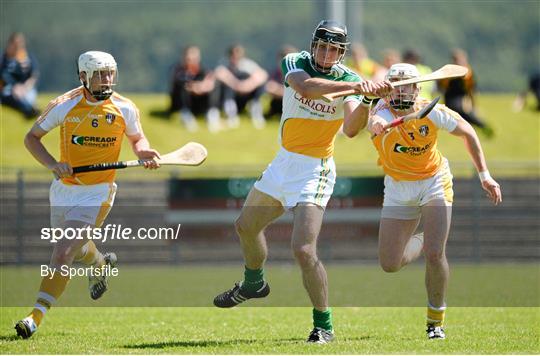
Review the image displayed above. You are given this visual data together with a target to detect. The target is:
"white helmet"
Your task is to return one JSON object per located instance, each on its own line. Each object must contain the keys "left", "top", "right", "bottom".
{"left": 385, "top": 63, "right": 420, "bottom": 111}
{"left": 385, "top": 63, "right": 420, "bottom": 81}
{"left": 78, "top": 51, "right": 118, "bottom": 100}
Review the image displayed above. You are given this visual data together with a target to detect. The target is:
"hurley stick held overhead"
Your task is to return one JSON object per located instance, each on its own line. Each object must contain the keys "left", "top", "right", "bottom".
{"left": 322, "top": 65, "right": 468, "bottom": 102}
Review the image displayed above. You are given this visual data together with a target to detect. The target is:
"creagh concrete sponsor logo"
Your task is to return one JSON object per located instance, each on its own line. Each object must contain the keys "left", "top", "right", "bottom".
{"left": 393, "top": 142, "right": 431, "bottom": 156}
{"left": 71, "top": 135, "right": 117, "bottom": 148}
{"left": 293, "top": 92, "right": 337, "bottom": 115}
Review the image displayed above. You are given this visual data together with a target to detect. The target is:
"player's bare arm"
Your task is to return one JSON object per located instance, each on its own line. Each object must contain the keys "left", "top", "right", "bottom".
{"left": 450, "top": 117, "right": 502, "bottom": 205}
{"left": 343, "top": 80, "right": 392, "bottom": 137}
{"left": 287, "top": 71, "right": 390, "bottom": 100}
{"left": 342, "top": 100, "right": 369, "bottom": 137}
{"left": 127, "top": 133, "right": 161, "bottom": 169}
{"left": 24, "top": 123, "right": 72, "bottom": 178}
{"left": 286, "top": 71, "right": 350, "bottom": 99}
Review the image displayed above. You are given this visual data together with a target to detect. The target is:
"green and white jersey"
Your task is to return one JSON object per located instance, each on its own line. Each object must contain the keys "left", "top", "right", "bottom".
{"left": 279, "top": 51, "right": 362, "bottom": 158}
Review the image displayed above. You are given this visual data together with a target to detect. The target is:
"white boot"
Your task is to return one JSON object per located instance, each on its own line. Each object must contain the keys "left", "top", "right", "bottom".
{"left": 180, "top": 110, "right": 199, "bottom": 132}
{"left": 224, "top": 99, "right": 240, "bottom": 128}
{"left": 250, "top": 100, "right": 266, "bottom": 129}
{"left": 206, "top": 108, "right": 222, "bottom": 133}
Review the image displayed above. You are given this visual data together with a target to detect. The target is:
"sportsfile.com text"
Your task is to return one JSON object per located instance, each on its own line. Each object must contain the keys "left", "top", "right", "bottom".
{"left": 40, "top": 224, "right": 182, "bottom": 243}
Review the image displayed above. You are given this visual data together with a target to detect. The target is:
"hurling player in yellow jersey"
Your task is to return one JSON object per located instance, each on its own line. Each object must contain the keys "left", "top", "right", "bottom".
{"left": 359, "top": 63, "right": 501, "bottom": 339}
{"left": 212, "top": 20, "right": 392, "bottom": 344}
{"left": 16, "top": 51, "right": 160, "bottom": 339}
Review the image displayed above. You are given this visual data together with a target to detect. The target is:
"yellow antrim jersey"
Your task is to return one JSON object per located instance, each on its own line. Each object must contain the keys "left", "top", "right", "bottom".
{"left": 37, "top": 87, "right": 142, "bottom": 185}
{"left": 370, "top": 99, "right": 459, "bottom": 181}
{"left": 280, "top": 51, "right": 362, "bottom": 158}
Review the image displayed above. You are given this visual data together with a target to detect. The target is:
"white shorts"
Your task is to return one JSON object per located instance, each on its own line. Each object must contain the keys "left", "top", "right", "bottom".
{"left": 254, "top": 148, "right": 336, "bottom": 208}
{"left": 381, "top": 160, "right": 453, "bottom": 220}
{"left": 50, "top": 179, "right": 117, "bottom": 228}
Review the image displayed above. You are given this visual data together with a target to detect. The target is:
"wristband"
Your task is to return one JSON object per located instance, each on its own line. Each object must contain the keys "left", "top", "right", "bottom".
{"left": 361, "top": 96, "right": 373, "bottom": 106}
{"left": 478, "top": 170, "right": 491, "bottom": 181}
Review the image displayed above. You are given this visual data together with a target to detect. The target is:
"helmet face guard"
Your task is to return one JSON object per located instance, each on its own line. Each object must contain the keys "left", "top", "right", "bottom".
{"left": 388, "top": 84, "right": 419, "bottom": 111}
{"left": 78, "top": 51, "right": 118, "bottom": 101}
{"left": 310, "top": 20, "right": 349, "bottom": 73}
{"left": 385, "top": 63, "right": 420, "bottom": 111}
{"left": 85, "top": 69, "right": 117, "bottom": 101}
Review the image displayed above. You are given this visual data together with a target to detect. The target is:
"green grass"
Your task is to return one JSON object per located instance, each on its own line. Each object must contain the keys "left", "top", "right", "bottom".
{"left": 1, "top": 93, "right": 539, "bottom": 180}
{"left": 2, "top": 264, "right": 539, "bottom": 307}
{"left": 1, "top": 306, "right": 538, "bottom": 354}
{"left": 1, "top": 264, "right": 539, "bottom": 354}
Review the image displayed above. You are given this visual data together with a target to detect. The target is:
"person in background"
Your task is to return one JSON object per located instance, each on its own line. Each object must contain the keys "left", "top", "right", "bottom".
{"left": 438, "top": 48, "right": 494, "bottom": 138}
{"left": 265, "top": 44, "right": 298, "bottom": 120}
{"left": 512, "top": 71, "right": 540, "bottom": 112}
{"left": 0, "top": 32, "right": 40, "bottom": 119}
{"left": 345, "top": 42, "right": 382, "bottom": 80}
{"left": 169, "top": 46, "right": 220, "bottom": 132}
{"left": 372, "top": 48, "right": 401, "bottom": 83}
{"left": 403, "top": 48, "right": 435, "bottom": 100}
{"left": 213, "top": 44, "right": 268, "bottom": 129}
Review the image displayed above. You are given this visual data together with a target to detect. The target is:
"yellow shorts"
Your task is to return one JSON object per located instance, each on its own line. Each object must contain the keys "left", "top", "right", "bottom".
{"left": 254, "top": 148, "right": 336, "bottom": 208}
{"left": 49, "top": 179, "right": 117, "bottom": 227}
{"left": 381, "top": 160, "right": 453, "bottom": 220}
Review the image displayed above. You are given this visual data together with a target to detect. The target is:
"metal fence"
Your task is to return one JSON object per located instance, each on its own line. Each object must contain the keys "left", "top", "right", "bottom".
{"left": 1, "top": 162, "right": 539, "bottom": 264}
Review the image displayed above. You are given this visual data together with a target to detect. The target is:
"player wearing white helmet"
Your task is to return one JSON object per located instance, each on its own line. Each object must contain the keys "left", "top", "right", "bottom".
{"left": 212, "top": 20, "right": 393, "bottom": 344}
{"left": 16, "top": 51, "right": 161, "bottom": 339}
{"left": 348, "top": 63, "right": 502, "bottom": 339}
{"left": 385, "top": 63, "right": 420, "bottom": 110}
{"left": 77, "top": 51, "right": 118, "bottom": 101}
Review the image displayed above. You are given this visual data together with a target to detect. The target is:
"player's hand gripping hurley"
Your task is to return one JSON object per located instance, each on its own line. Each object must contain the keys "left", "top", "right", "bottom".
{"left": 371, "top": 96, "right": 440, "bottom": 138}
{"left": 322, "top": 64, "right": 468, "bottom": 102}
{"left": 72, "top": 142, "right": 207, "bottom": 173}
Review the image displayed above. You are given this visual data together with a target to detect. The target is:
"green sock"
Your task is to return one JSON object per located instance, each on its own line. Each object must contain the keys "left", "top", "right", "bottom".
{"left": 313, "top": 308, "right": 333, "bottom": 332}
{"left": 241, "top": 266, "right": 264, "bottom": 292}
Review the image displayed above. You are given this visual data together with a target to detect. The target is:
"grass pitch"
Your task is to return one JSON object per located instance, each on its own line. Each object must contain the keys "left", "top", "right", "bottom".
{"left": 1, "top": 264, "right": 539, "bottom": 354}
{"left": 1, "top": 306, "right": 538, "bottom": 354}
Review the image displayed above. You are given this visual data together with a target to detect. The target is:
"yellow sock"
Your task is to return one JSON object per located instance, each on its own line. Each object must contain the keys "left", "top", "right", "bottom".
{"left": 29, "top": 271, "right": 70, "bottom": 326}
{"left": 427, "top": 303, "right": 446, "bottom": 327}
{"left": 28, "top": 308, "right": 44, "bottom": 326}
{"left": 74, "top": 241, "right": 105, "bottom": 266}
